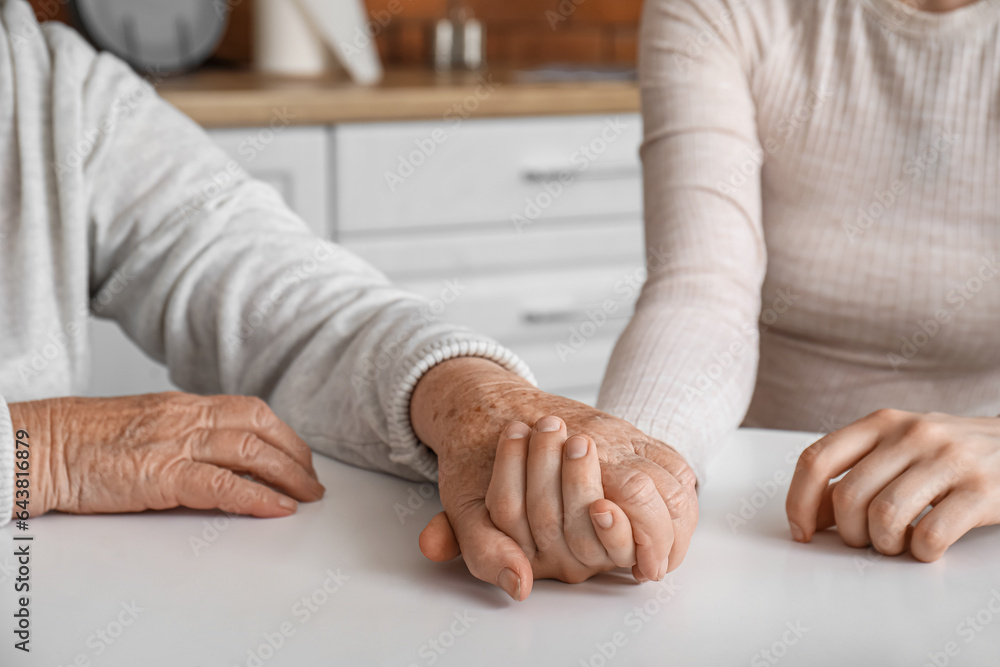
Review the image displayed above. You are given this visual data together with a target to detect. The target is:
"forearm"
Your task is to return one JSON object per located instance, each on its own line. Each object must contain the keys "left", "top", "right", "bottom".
{"left": 602, "top": 0, "right": 767, "bottom": 481}
{"left": 597, "top": 302, "right": 759, "bottom": 482}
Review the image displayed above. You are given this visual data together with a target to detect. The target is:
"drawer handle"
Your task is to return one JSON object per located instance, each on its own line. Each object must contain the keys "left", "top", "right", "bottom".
{"left": 521, "top": 164, "right": 640, "bottom": 184}
{"left": 522, "top": 308, "right": 632, "bottom": 326}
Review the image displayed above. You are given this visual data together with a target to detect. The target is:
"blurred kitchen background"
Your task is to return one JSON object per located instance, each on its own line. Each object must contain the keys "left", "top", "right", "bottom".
{"left": 28, "top": 0, "right": 646, "bottom": 407}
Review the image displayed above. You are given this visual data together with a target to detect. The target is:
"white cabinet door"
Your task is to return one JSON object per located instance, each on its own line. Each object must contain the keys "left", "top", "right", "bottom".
{"left": 85, "top": 126, "right": 331, "bottom": 397}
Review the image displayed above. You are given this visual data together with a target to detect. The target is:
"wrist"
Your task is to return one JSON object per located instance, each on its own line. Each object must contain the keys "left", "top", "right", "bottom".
{"left": 410, "top": 357, "right": 538, "bottom": 459}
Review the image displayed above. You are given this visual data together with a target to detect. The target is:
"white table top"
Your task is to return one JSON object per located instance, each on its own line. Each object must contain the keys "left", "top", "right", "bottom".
{"left": 3, "top": 428, "right": 999, "bottom": 667}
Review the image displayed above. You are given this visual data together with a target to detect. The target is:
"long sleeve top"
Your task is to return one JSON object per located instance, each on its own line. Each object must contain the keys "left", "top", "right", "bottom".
{"left": 0, "top": 0, "right": 532, "bottom": 525}
{"left": 599, "top": 0, "right": 1000, "bottom": 481}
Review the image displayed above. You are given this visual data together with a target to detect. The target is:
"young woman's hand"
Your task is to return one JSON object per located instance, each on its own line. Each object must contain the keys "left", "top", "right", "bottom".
{"left": 8, "top": 393, "right": 324, "bottom": 519}
{"left": 412, "top": 358, "right": 698, "bottom": 602}
{"left": 786, "top": 409, "right": 1000, "bottom": 561}
{"left": 483, "top": 419, "right": 639, "bottom": 588}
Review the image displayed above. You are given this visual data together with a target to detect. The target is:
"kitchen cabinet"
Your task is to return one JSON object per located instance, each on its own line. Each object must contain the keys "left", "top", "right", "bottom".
{"left": 87, "top": 114, "right": 645, "bottom": 406}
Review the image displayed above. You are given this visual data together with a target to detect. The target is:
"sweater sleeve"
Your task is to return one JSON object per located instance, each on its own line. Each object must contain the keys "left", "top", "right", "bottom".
{"left": 597, "top": 0, "right": 768, "bottom": 483}
{"left": 41, "top": 23, "right": 532, "bottom": 484}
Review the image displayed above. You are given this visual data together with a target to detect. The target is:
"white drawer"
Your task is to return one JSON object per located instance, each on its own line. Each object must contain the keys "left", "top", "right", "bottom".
{"left": 341, "top": 218, "right": 643, "bottom": 279}
{"left": 399, "top": 263, "right": 640, "bottom": 343}
{"left": 335, "top": 114, "right": 642, "bottom": 233}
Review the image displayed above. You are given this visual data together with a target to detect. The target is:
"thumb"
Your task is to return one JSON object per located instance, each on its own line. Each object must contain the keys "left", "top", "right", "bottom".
{"left": 449, "top": 502, "right": 535, "bottom": 601}
{"left": 419, "top": 511, "right": 462, "bottom": 562}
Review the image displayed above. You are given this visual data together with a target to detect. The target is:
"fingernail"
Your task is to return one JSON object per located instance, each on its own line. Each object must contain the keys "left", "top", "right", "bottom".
{"left": 635, "top": 572, "right": 649, "bottom": 584}
{"left": 498, "top": 568, "right": 521, "bottom": 601}
{"left": 657, "top": 558, "right": 669, "bottom": 581}
{"left": 565, "top": 436, "right": 588, "bottom": 459}
{"left": 535, "top": 416, "right": 562, "bottom": 432}
{"left": 505, "top": 422, "right": 530, "bottom": 439}
{"left": 789, "top": 521, "right": 804, "bottom": 542}
{"left": 593, "top": 511, "right": 613, "bottom": 530}
{"left": 278, "top": 496, "right": 298, "bottom": 512}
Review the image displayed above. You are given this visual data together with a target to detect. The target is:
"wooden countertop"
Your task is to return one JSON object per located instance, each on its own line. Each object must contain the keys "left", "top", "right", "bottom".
{"left": 158, "top": 68, "right": 640, "bottom": 127}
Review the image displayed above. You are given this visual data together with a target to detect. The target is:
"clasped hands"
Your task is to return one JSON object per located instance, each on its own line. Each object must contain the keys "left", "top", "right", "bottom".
{"left": 419, "top": 414, "right": 699, "bottom": 601}
{"left": 409, "top": 358, "right": 698, "bottom": 601}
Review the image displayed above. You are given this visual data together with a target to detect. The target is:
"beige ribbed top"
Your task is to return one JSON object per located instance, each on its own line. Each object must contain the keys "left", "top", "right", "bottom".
{"left": 598, "top": 0, "right": 1000, "bottom": 481}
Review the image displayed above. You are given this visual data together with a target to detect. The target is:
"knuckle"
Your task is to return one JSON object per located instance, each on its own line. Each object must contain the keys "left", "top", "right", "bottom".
{"left": 914, "top": 522, "right": 949, "bottom": 558}
{"left": 868, "top": 408, "right": 904, "bottom": 425}
{"left": 619, "top": 472, "right": 659, "bottom": 508}
{"left": 556, "top": 565, "right": 595, "bottom": 585}
{"left": 208, "top": 468, "right": 237, "bottom": 497}
{"left": 661, "top": 484, "right": 695, "bottom": 523}
{"left": 871, "top": 532, "right": 901, "bottom": 555}
{"left": 903, "top": 417, "right": 944, "bottom": 442}
{"left": 233, "top": 489, "right": 257, "bottom": 513}
{"left": 831, "top": 479, "right": 863, "bottom": 510}
{"left": 867, "top": 497, "right": 900, "bottom": 532}
{"left": 840, "top": 532, "right": 870, "bottom": 549}
{"left": 237, "top": 433, "right": 262, "bottom": 462}
{"left": 486, "top": 496, "right": 524, "bottom": 529}
{"left": 566, "top": 535, "right": 606, "bottom": 568}
{"left": 147, "top": 391, "right": 185, "bottom": 411}
{"left": 193, "top": 397, "right": 221, "bottom": 428}
{"left": 264, "top": 456, "right": 287, "bottom": 478}
{"left": 796, "top": 442, "right": 827, "bottom": 475}
{"left": 244, "top": 395, "right": 273, "bottom": 422}
{"left": 674, "top": 463, "right": 698, "bottom": 491}
{"left": 186, "top": 428, "right": 213, "bottom": 459}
